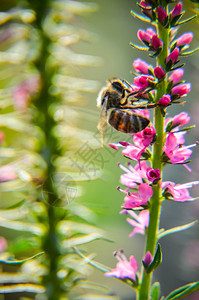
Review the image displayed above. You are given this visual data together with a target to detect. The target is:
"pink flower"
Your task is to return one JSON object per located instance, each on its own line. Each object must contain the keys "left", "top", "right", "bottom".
{"left": 158, "top": 94, "right": 171, "bottom": 106}
{"left": 134, "top": 75, "right": 156, "bottom": 89}
{"left": 137, "top": 28, "right": 162, "bottom": 51}
{"left": 122, "top": 144, "right": 146, "bottom": 162}
{"left": 134, "top": 161, "right": 149, "bottom": 179}
{"left": 140, "top": 1, "right": 153, "bottom": 19}
{"left": 108, "top": 143, "right": 121, "bottom": 150}
{"left": 119, "top": 161, "right": 148, "bottom": 188}
{"left": 167, "top": 112, "right": 190, "bottom": 127}
{"left": 140, "top": 0, "right": 152, "bottom": 9}
{"left": 105, "top": 250, "right": 138, "bottom": 281}
{"left": 133, "top": 58, "right": 151, "bottom": 74}
{"left": 157, "top": 6, "right": 168, "bottom": 25}
{"left": 146, "top": 167, "right": 161, "bottom": 182}
{"left": 0, "top": 165, "right": 17, "bottom": 182}
{"left": 154, "top": 66, "right": 166, "bottom": 79}
{"left": 121, "top": 125, "right": 155, "bottom": 162}
{"left": 133, "top": 125, "right": 156, "bottom": 148}
{"left": 0, "top": 237, "right": 7, "bottom": 252}
{"left": 126, "top": 210, "right": 149, "bottom": 237}
{"left": 151, "top": 35, "right": 163, "bottom": 50}
{"left": 0, "top": 131, "right": 4, "bottom": 145}
{"left": 170, "top": 2, "right": 182, "bottom": 22}
{"left": 12, "top": 76, "right": 40, "bottom": 111}
{"left": 138, "top": 29, "right": 152, "bottom": 45}
{"left": 176, "top": 32, "right": 193, "bottom": 47}
{"left": 165, "top": 113, "right": 190, "bottom": 136}
{"left": 171, "top": 83, "right": 191, "bottom": 98}
{"left": 146, "top": 28, "right": 156, "bottom": 36}
{"left": 166, "top": 48, "right": 179, "bottom": 64}
{"left": 162, "top": 181, "right": 199, "bottom": 202}
{"left": 164, "top": 133, "right": 193, "bottom": 165}
{"left": 123, "top": 183, "right": 153, "bottom": 209}
{"left": 168, "top": 68, "right": 184, "bottom": 85}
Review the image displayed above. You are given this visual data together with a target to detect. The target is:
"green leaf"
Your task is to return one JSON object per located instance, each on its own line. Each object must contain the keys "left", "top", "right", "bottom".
{"left": 165, "top": 281, "right": 199, "bottom": 299}
{"left": 77, "top": 281, "right": 116, "bottom": 296}
{"left": 62, "top": 233, "right": 106, "bottom": 248}
{"left": 166, "top": 80, "right": 174, "bottom": 94}
{"left": 6, "top": 199, "right": 26, "bottom": 210}
{"left": 0, "top": 217, "right": 43, "bottom": 235}
{"left": 74, "top": 294, "right": 119, "bottom": 300}
{"left": 130, "top": 43, "right": 149, "bottom": 51}
{"left": 148, "top": 92, "right": 155, "bottom": 102}
{"left": 177, "top": 14, "right": 197, "bottom": 25}
{"left": 158, "top": 220, "right": 198, "bottom": 240}
{"left": 170, "top": 63, "right": 185, "bottom": 71}
{"left": 0, "top": 283, "right": 44, "bottom": 294}
{"left": 146, "top": 244, "right": 162, "bottom": 273}
{"left": 58, "top": 220, "right": 106, "bottom": 236}
{"left": 180, "top": 47, "right": 199, "bottom": 56}
{"left": 54, "top": 1, "right": 98, "bottom": 15}
{"left": 151, "top": 282, "right": 161, "bottom": 300}
{"left": 0, "top": 252, "right": 44, "bottom": 265}
{"left": 9, "top": 238, "right": 37, "bottom": 255}
{"left": 131, "top": 10, "right": 152, "bottom": 23}
{"left": 0, "top": 272, "right": 38, "bottom": 283}
{"left": 73, "top": 247, "right": 111, "bottom": 273}
{"left": 173, "top": 125, "right": 195, "bottom": 133}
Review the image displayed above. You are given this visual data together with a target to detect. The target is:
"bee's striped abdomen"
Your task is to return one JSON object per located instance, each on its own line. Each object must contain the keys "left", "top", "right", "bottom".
{"left": 108, "top": 109, "right": 150, "bottom": 133}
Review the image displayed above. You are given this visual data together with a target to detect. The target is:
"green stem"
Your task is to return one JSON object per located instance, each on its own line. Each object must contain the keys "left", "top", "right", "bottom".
{"left": 138, "top": 23, "right": 169, "bottom": 300}
{"left": 28, "top": 1, "right": 64, "bottom": 299}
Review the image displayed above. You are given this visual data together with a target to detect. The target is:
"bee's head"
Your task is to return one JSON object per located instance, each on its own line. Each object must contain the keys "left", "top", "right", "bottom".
{"left": 111, "top": 79, "right": 124, "bottom": 93}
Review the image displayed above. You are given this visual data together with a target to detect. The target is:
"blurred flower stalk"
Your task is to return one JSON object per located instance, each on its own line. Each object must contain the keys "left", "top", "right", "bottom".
{"left": 102, "top": 1, "right": 199, "bottom": 299}
{"left": 0, "top": 0, "right": 110, "bottom": 299}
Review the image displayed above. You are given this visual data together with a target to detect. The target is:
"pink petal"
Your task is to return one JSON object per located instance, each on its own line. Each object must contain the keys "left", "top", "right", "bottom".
{"left": 139, "top": 183, "right": 153, "bottom": 199}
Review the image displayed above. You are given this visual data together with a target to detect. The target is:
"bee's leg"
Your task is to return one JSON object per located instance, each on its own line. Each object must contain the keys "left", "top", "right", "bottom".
{"left": 121, "top": 103, "right": 157, "bottom": 110}
{"left": 126, "top": 87, "right": 153, "bottom": 99}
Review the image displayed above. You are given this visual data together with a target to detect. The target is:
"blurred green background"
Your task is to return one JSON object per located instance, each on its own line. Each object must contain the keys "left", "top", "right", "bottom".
{"left": 0, "top": 0, "right": 199, "bottom": 299}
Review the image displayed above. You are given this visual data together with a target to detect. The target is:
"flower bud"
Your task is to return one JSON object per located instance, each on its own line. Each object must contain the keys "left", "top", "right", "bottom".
{"left": 141, "top": 4, "right": 154, "bottom": 20}
{"left": 134, "top": 75, "right": 156, "bottom": 89}
{"left": 170, "top": 2, "right": 182, "bottom": 23}
{"left": 151, "top": 35, "right": 163, "bottom": 50}
{"left": 154, "top": 66, "right": 166, "bottom": 79}
{"left": 143, "top": 251, "right": 153, "bottom": 267}
{"left": 142, "top": 126, "right": 156, "bottom": 140}
{"left": 158, "top": 94, "right": 171, "bottom": 106}
{"left": 137, "top": 29, "right": 151, "bottom": 45}
{"left": 176, "top": 32, "right": 193, "bottom": 47}
{"left": 146, "top": 167, "right": 161, "bottom": 182}
{"left": 157, "top": 6, "right": 168, "bottom": 26}
{"left": 168, "top": 68, "right": 184, "bottom": 85}
{"left": 133, "top": 58, "right": 151, "bottom": 74}
{"left": 171, "top": 83, "right": 191, "bottom": 98}
{"left": 166, "top": 47, "right": 179, "bottom": 64}
{"left": 140, "top": 1, "right": 152, "bottom": 9}
{"left": 172, "top": 112, "right": 190, "bottom": 127}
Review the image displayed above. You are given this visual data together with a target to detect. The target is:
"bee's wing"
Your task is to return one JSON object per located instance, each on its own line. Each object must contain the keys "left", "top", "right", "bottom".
{"left": 97, "top": 95, "right": 108, "bottom": 147}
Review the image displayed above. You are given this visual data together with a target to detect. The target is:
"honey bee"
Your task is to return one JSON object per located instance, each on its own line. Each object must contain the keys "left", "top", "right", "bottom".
{"left": 97, "top": 78, "right": 156, "bottom": 146}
